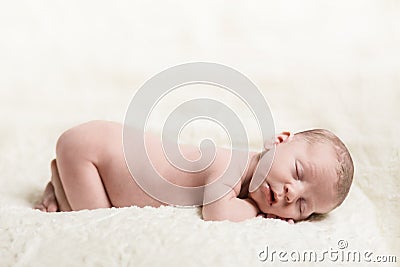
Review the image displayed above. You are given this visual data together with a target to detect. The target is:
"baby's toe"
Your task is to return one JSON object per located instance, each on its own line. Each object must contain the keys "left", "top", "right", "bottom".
{"left": 47, "top": 201, "right": 58, "bottom": 212}
{"left": 34, "top": 203, "right": 47, "bottom": 212}
{"left": 43, "top": 197, "right": 58, "bottom": 212}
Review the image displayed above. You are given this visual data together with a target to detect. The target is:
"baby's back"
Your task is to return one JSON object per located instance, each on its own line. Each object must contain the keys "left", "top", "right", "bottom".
{"left": 60, "top": 120, "right": 234, "bottom": 208}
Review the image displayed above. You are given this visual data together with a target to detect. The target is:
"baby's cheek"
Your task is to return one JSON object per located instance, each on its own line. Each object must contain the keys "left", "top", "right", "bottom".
{"left": 274, "top": 206, "right": 297, "bottom": 220}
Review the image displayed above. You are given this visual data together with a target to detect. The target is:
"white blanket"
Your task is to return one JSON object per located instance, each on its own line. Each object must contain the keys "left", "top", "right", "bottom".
{"left": 0, "top": 1, "right": 398, "bottom": 266}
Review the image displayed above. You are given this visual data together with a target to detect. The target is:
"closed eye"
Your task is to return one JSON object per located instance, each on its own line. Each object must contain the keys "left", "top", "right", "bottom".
{"left": 299, "top": 198, "right": 304, "bottom": 214}
{"left": 295, "top": 161, "right": 300, "bottom": 180}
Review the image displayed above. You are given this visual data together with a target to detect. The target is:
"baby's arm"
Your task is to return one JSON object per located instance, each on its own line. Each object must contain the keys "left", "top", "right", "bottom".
{"left": 201, "top": 182, "right": 295, "bottom": 223}
{"left": 202, "top": 183, "right": 259, "bottom": 222}
{"left": 258, "top": 213, "right": 295, "bottom": 224}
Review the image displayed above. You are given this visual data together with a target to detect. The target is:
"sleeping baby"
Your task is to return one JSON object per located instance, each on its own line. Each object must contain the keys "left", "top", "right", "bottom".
{"left": 35, "top": 120, "right": 354, "bottom": 223}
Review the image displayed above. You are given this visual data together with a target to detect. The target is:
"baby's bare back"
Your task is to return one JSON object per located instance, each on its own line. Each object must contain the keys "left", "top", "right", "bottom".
{"left": 63, "top": 121, "right": 235, "bottom": 208}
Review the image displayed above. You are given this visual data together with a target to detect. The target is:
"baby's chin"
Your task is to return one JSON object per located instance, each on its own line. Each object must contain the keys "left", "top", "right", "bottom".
{"left": 248, "top": 184, "right": 273, "bottom": 213}
{"left": 248, "top": 193, "right": 273, "bottom": 215}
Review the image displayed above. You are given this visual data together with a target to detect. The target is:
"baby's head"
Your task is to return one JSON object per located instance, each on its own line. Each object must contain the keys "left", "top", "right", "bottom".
{"left": 249, "top": 129, "right": 354, "bottom": 222}
{"left": 293, "top": 129, "right": 354, "bottom": 211}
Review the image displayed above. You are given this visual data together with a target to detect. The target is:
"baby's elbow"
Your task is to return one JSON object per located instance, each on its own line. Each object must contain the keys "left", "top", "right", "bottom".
{"left": 202, "top": 207, "right": 215, "bottom": 221}
{"left": 202, "top": 215, "right": 214, "bottom": 222}
{"left": 202, "top": 213, "right": 226, "bottom": 222}
{"left": 201, "top": 207, "right": 228, "bottom": 222}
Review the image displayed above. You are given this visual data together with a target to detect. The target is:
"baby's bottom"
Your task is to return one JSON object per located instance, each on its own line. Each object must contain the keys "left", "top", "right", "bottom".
{"left": 55, "top": 147, "right": 113, "bottom": 211}
{"left": 37, "top": 125, "right": 114, "bottom": 211}
{"left": 36, "top": 120, "right": 167, "bottom": 212}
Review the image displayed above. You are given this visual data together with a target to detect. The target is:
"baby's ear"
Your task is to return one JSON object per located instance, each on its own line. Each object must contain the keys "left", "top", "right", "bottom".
{"left": 264, "top": 131, "right": 293, "bottom": 150}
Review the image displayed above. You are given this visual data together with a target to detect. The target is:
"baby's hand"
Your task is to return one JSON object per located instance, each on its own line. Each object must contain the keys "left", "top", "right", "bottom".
{"left": 257, "top": 213, "right": 295, "bottom": 224}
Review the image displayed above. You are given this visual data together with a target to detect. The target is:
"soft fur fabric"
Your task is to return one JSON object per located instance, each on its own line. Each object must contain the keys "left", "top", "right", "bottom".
{"left": 0, "top": 1, "right": 399, "bottom": 266}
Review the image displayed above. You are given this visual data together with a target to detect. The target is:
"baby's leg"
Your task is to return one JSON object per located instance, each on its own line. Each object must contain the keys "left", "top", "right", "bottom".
{"left": 55, "top": 140, "right": 112, "bottom": 210}
{"left": 35, "top": 159, "right": 71, "bottom": 212}
{"left": 50, "top": 159, "right": 71, "bottom": 211}
{"left": 35, "top": 182, "right": 58, "bottom": 212}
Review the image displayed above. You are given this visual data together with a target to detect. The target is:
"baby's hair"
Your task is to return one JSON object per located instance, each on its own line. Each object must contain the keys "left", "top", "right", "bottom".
{"left": 293, "top": 129, "right": 354, "bottom": 211}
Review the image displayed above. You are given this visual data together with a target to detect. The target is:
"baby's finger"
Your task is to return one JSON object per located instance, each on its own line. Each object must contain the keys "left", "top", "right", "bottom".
{"left": 287, "top": 219, "right": 295, "bottom": 224}
{"left": 266, "top": 214, "right": 277, "bottom": 219}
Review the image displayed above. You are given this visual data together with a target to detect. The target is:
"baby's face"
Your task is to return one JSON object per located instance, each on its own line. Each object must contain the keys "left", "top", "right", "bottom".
{"left": 249, "top": 138, "right": 339, "bottom": 221}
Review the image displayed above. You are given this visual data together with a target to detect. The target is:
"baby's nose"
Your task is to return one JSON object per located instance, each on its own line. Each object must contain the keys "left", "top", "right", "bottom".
{"left": 283, "top": 184, "right": 301, "bottom": 203}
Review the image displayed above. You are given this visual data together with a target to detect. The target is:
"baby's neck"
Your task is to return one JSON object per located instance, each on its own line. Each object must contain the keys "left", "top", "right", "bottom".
{"left": 237, "top": 151, "right": 264, "bottom": 198}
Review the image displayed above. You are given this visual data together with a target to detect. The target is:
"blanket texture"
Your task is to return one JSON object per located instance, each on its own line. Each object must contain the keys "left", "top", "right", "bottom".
{"left": 0, "top": 1, "right": 399, "bottom": 266}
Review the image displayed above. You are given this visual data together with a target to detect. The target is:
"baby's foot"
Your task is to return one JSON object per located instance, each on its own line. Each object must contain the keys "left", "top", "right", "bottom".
{"left": 35, "top": 182, "right": 59, "bottom": 212}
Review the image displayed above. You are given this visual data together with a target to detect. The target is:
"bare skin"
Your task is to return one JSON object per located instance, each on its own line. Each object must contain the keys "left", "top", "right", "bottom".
{"left": 34, "top": 159, "right": 71, "bottom": 212}
{"left": 35, "top": 120, "right": 339, "bottom": 222}
{"left": 34, "top": 181, "right": 58, "bottom": 212}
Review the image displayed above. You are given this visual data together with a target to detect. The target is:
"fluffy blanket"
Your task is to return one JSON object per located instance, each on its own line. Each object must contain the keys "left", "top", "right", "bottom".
{"left": 0, "top": 1, "right": 398, "bottom": 266}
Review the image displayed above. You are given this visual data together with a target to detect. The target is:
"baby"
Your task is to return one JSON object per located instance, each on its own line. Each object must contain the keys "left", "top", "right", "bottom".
{"left": 35, "top": 120, "right": 354, "bottom": 223}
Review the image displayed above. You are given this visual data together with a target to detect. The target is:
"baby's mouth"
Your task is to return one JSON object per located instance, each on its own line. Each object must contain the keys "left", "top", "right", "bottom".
{"left": 262, "top": 182, "right": 277, "bottom": 206}
{"left": 269, "top": 185, "right": 276, "bottom": 204}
